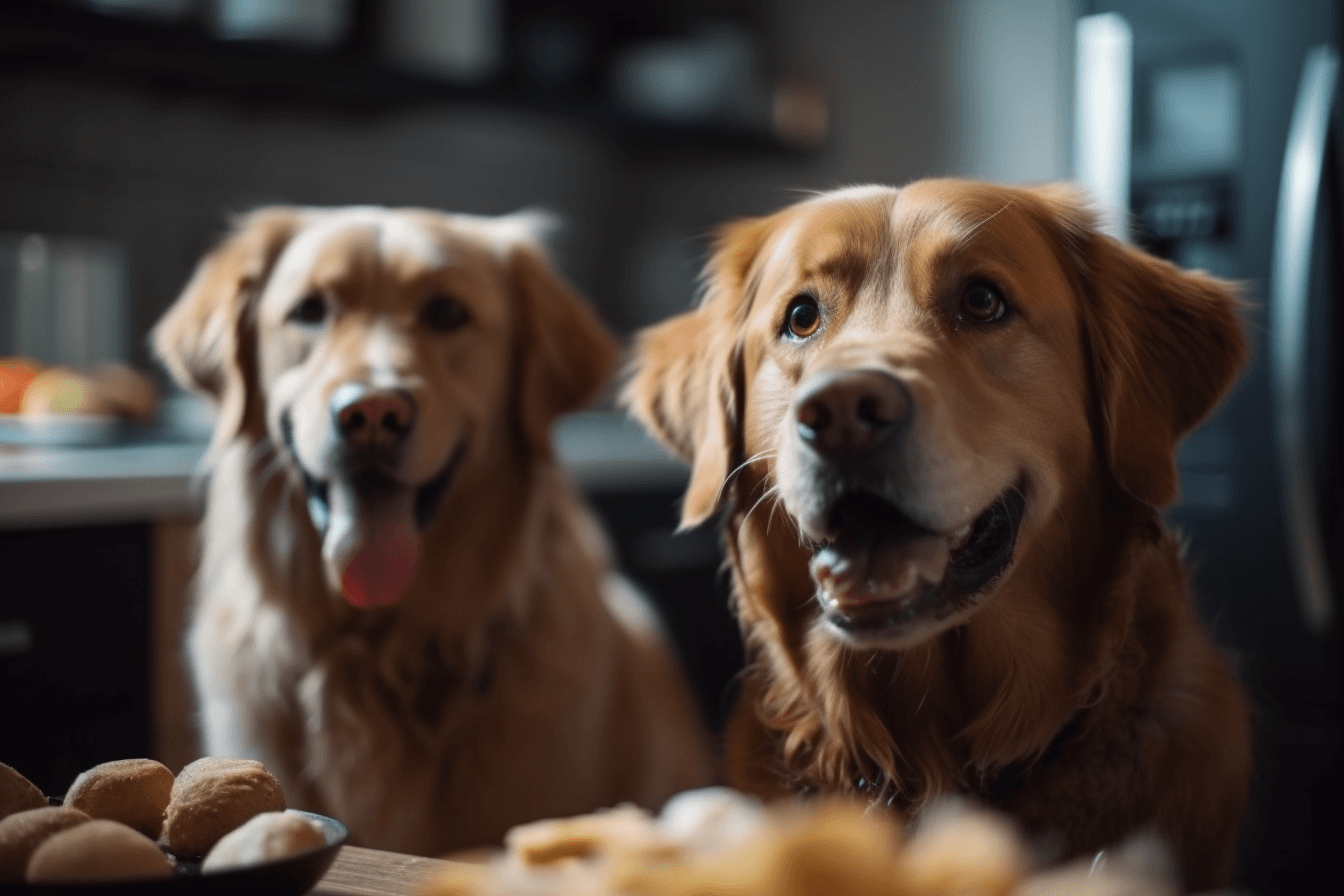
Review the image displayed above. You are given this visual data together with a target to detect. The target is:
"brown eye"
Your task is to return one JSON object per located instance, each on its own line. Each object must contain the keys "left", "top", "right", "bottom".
{"left": 784, "top": 294, "right": 822, "bottom": 339}
{"left": 288, "top": 293, "right": 327, "bottom": 325}
{"left": 421, "top": 295, "right": 469, "bottom": 332}
{"left": 961, "top": 282, "right": 1006, "bottom": 322}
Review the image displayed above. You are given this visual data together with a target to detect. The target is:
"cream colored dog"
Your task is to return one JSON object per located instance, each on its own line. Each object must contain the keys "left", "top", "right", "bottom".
{"left": 154, "top": 206, "right": 713, "bottom": 855}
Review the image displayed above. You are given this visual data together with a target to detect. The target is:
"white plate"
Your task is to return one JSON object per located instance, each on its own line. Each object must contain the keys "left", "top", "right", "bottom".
{"left": 0, "top": 414, "right": 123, "bottom": 447}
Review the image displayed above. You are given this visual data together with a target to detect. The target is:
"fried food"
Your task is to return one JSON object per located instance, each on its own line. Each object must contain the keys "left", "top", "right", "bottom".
{"left": 0, "top": 762, "right": 47, "bottom": 821}
{"left": 0, "top": 806, "right": 90, "bottom": 881}
{"left": 201, "top": 810, "right": 327, "bottom": 872}
{"left": 63, "top": 758, "right": 175, "bottom": 839}
{"left": 162, "top": 757, "right": 286, "bottom": 859}
{"left": 25, "top": 818, "right": 173, "bottom": 883}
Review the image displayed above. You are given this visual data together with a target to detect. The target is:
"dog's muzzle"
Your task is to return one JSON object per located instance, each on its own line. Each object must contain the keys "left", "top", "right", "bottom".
{"left": 280, "top": 386, "right": 463, "bottom": 609}
{"left": 788, "top": 368, "right": 1025, "bottom": 646}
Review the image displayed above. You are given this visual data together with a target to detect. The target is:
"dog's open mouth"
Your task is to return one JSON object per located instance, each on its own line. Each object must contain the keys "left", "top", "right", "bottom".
{"left": 809, "top": 487, "right": 1024, "bottom": 644}
{"left": 296, "top": 441, "right": 466, "bottom": 610}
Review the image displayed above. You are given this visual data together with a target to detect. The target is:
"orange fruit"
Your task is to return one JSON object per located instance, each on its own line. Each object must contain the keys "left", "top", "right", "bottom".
{"left": 0, "top": 357, "right": 44, "bottom": 414}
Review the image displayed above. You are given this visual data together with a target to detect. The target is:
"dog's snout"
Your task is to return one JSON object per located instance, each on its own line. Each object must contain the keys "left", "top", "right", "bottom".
{"left": 331, "top": 384, "right": 416, "bottom": 451}
{"left": 795, "top": 369, "right": 910, "bottom": 458}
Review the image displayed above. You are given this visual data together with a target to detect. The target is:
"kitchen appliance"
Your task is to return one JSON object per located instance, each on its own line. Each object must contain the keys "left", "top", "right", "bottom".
{"left": 1077, "top": 2, "right": 1341, "bottom": 891}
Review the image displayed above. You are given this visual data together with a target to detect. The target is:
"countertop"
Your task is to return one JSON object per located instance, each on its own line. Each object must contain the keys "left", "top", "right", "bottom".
{"left": 314, "top": 845, "right": 468, "bottom": 896}
{"left": 0, "top": 407, "right": 687, "bottom": 529}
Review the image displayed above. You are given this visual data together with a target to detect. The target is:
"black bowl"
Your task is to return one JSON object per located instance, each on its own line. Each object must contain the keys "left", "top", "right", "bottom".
{"left": 1, "top": 809, "right": 348, "bottom": 895}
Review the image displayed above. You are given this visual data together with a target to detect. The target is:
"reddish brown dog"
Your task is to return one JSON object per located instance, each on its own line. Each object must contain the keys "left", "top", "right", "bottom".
{"left": 625, "top": 180, "right": 1252, "bottom": 890}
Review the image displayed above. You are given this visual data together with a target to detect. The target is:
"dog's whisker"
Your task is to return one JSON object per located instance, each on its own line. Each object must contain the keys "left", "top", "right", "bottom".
{"left": 714, "top": 450, "right": 778, "bottom": 507}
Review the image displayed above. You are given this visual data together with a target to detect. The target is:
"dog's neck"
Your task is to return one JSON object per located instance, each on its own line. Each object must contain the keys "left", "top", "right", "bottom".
{"left": 727, "top": 466, "right": 1163, "bottom": 810}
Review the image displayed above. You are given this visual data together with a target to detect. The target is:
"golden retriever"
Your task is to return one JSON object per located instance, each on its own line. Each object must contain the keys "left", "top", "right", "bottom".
{"left": 624, "top": 179, "right": 1253, "bottom": 890}
{"left": 153, "top": 206, "right": 713, "bottom": 856}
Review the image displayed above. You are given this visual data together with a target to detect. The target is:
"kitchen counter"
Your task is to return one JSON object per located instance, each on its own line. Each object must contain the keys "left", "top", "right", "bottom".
{"left": 0, "top": 410, "right": 687, "bottom": 529}
{"left": 314, "top": 845, "right": 468, "bottom": 896}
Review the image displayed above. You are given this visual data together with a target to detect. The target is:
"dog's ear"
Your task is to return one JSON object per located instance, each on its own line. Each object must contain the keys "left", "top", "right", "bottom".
{"left": 152, "top": 207, "right": 304, "bottom": 454}
{"left": 623, "top": 215, "right": 774, "bottom": 529}
{"left": 508, "top": 232, "right": 619, "bottom": 456}
{"left": 1050, "top": 191, "right": 1248, "bottom": 507}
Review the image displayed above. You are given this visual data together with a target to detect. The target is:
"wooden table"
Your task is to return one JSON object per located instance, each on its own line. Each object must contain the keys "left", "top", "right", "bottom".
{"left": 312, "top": 846, "right": 472, "bottom": 896}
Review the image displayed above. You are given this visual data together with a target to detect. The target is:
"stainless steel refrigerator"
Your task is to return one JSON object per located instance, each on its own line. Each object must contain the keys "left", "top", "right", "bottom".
{"left": 1078, "top": 1, "right": 1341, "bottom": 890}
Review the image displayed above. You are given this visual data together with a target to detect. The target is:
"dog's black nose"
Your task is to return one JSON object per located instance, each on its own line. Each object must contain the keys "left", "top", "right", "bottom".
{"left": 795, "top": 369, "right": 911, "bottom": 458}
{"left": 330, "top": 384, "right": 415, "bottom": 451}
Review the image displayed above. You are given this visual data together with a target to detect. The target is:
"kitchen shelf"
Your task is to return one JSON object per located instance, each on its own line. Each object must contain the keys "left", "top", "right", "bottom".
{"left": 0, "top": 0, "right": 809, "bottom": 158}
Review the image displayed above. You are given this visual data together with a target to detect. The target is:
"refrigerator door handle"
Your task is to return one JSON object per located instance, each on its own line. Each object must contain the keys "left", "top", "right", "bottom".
{"left": 1270, "top": 44, "right": 1339, "bottom": 634}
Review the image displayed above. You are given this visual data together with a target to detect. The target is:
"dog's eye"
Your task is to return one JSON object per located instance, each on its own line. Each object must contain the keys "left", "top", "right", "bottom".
{"left": 421, "top": 295, "right": 469, "bottom": 333}
{"left": 784, "top": 294, "right": 822, "bottom": 340}
{"left": 289, "top": 293, "right": 328, "bottom": 326}
{"left": 961, "top": 283, "right": 1006, "bottom": 323}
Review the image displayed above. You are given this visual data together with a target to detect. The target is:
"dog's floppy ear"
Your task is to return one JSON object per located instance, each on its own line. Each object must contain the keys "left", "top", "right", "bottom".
{"left": 152, "top": 207, "right": 304, "bottom": 454}
{"left": 623, "top": 215, "right": 774, "bottom": 529}
{"left": 504, "top": 218, "right": 619, "bottom": 456}
{"left": 1050, "top": 190, "right": 1248, "bottom": 507}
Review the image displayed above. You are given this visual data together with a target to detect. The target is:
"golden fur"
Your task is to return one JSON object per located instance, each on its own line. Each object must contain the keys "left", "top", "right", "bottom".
{"left": 625, "top": 180, "right": 1252, "bottom": 890}
{"left": 155, "top": 206, "right": 712, "bottom": 856}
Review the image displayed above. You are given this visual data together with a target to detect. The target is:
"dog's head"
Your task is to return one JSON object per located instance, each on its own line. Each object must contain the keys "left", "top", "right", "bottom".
{"left": 155, "top": 206, "right": 616, "bottom": 609}
{"left": 626, "top": 180, "right": 1245, "bottom": 651}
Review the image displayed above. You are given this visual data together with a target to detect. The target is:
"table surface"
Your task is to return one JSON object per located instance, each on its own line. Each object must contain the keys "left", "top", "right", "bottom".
{"left": 313, "top": 845, "right": 470, "bottom": 896}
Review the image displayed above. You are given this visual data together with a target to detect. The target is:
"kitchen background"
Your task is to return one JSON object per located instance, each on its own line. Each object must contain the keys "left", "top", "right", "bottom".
{"left": 0, "top": 1, "right": 1338, "bottom": 892}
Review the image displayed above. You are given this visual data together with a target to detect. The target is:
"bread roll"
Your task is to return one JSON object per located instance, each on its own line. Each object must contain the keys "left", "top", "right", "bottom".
{"left": 25, "top": 818, "right": 173, "bottom": 883}
{"left": 0, "top": 806, "right": 90, "bottom": 882}
{"left": 64, "top": 758, "right": 174, "bottom": 839}
{"left": 161, "top": 757, "right": 286, "bottom": 859}
{"left": 0, "top": 762, "right": 47, "bottom": 821}
{"left": 201, "top": 810, "right": 327, "bottom": 872}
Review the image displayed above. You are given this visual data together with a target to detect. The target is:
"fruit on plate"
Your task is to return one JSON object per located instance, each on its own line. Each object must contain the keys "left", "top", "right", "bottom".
{"left": 0, "top": 357, "right": 43, "bottom": 414}
{"left": 17, "top": 362, "right": 158, "bottom": 420}
{"left": 19, "top": 366, "right": 120, "bottom": 416}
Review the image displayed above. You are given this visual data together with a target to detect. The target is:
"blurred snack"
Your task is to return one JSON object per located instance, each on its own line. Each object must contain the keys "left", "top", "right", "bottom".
{"left": 63, "top": 757, "right": 175, "bottom": 839}
{"left": 421, "top": 790, "right": 1177, "bottom": 896}
{"left": 25, "top": 818, "right": 173, "bottom": 883}
{"left": 0, "top": 762, "right": 47, "bottom": 821}
{"left": 91, "top": 361, "right": 159, "bottom": 421}
{"left": 162, "top": 756, "right": 287, "bottom": 859}
{"left": 18, "top": 362, "right": 159, "bottom": 421}
{"left": 19, "top": 366, "right": 121, "bottom": 417}
{"left": 0, "top": 806, "right": 90, "bottom": 882}
{"left": 202, "top": 810, "right": 327, "bottom": 872}
{"left": 0, "top": 357, "right": 44, "bottom": 414}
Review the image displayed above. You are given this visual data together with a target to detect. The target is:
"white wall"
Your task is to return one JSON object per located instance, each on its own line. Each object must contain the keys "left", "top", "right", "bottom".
{"left": 947, "top": 0, "right": 1080, "bottom": 183}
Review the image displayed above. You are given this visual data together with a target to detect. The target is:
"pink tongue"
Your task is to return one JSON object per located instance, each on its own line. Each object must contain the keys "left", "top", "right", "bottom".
{"left": 340, "top": 525, "right": 421, "bottom": 608}
{"left": 321, "top": 479, "right": 422, "bottom": 609}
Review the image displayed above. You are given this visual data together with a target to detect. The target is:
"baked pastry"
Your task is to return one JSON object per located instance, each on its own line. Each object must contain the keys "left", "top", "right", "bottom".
{"left": 64, "top": 758, "right": 175, "bottom": 839}
{"left": 420, "top": 790, "right": 1177, "bottom": 896}
{"left": 161, "top": 757, "right": 286, "bottom": 858}
{"left": 201, "top": 810, "right": 327, "bottom": 872}
{"left": 0, "top": 806, "right": 90, "bottom": 881}
{"left": 0, "top": 763, "right": 46, "bottom": 821}
{"left": 25, "top": 818, "right": 173, "bottom": 883}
